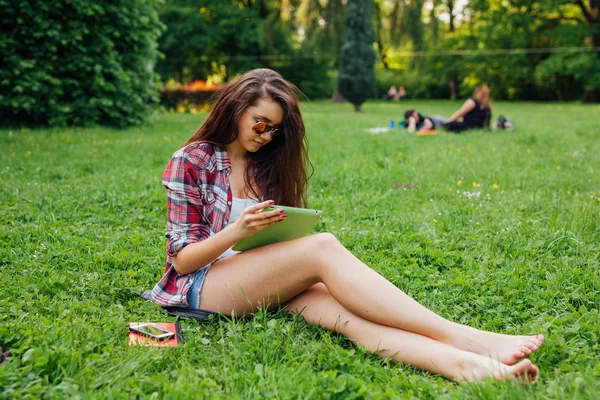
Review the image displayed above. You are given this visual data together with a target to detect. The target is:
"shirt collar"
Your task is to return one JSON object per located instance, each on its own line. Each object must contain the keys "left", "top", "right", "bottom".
{"left": 214, "top": 145, "right": 231, "bottom": 172}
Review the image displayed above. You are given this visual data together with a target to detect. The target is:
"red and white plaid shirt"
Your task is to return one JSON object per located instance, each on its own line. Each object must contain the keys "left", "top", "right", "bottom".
{"left": 151, "top": 143, "right": 233, "bottom": 307}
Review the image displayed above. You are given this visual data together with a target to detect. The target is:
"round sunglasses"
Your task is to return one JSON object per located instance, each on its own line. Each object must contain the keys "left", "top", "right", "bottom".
{"left": 248, "top": 112, "right": 283, "bottom": 138}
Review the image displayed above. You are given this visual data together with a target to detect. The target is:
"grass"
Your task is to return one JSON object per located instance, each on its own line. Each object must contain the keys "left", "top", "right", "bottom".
{"left": 1, "top": 100, "right": 599, "bottom": 399}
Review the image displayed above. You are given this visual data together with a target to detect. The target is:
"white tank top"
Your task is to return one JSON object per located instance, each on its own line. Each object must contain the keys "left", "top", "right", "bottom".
{"left": 218, "top": 197, "right": 259, "bottom": 259}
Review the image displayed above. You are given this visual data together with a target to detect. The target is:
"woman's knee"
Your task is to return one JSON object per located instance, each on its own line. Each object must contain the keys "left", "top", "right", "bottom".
{"left": 307, "top": 232, "right": 341, "bottom": 251}
{"left": 292, "top": 287, "right": 363, "bottom": 334}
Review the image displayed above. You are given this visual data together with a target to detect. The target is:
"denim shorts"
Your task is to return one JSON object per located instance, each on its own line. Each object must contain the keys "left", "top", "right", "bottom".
{"left": 186, "top": 265, "right": 212, "bottom": 309}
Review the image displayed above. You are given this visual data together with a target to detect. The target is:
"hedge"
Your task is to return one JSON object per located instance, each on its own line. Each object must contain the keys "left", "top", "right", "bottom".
{"left": 0, "top": 0, "right": 163, "bottom": 128}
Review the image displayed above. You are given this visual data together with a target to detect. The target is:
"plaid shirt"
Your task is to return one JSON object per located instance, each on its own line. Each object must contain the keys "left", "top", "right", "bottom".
{"left": 151, "top": 143, "right": 232, "bottom": 307}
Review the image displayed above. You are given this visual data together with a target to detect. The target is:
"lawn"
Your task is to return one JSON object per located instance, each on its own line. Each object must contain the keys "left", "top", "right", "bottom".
{"left": 1, "top": 100, "right": 599, "bottom": 399}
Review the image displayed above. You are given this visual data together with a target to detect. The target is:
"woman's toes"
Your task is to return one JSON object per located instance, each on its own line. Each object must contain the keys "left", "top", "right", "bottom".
{"left": 513, "top": 350, "right": 525, "bottom": 360}
{"left": 530, "top": 364, "right": 539, "bottom": 380}
{"left": 520, "top": 346, "right": 532, "bottom": 355}
{"left": 535, "top": 334, "right": 545, "bottom": 345}
{"left": 509, "top": 359, "right": 537, "bottom": 381}
{"left": 525, "top": 341, "right": 539, "bottom": 351}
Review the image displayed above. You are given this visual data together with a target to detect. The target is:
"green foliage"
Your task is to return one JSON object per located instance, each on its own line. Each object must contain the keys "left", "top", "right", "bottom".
{"left": 156, "top": 0, "right": 333, "bottom": 100}
{"left": 266, "top": 57, "right": 336, "bottom": 100}
{"left": 1, "top": 101, "right": 600, "bottom": 396}
{"left": 0, "top": 0, "right": 163, "bottom": 128}
{"left": 338, "top": 0, "right": 376, "bottom": 110}
{"left": 373, "top": 0, "right": 600, "bottom": 101}
{"left": 426, "top": 0, "right": 600, "bottom": 101}
{"left": 375, "top": 67, "right": 450, "bottom": 100}
{"left": 156, "top": 1, "right": 261, "bottom": 82}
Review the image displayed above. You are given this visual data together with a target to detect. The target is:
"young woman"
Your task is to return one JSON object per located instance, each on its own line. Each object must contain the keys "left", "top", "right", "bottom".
{"left": 151, "top": 69, "right": 543, "bottom": 382}
{"left": 444, "top": 85, "right": 492, "bottom": 133}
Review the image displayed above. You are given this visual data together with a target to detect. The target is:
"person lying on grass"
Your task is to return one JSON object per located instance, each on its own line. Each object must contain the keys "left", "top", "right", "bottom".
{"left": 404, "top": 109, "right": 448, "bottom": 133}
{"left": 150, "top": 68, "right": 544, "bottom": 382}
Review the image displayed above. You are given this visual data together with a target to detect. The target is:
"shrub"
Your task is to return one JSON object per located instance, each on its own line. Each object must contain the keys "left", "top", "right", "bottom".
{"left": 159, "top": 80, "right": 220, "bottom": 112}
{"left": 0, "top": 0, "right": 163, "bottom": 128}
{"left": 266, "top": 57, "right": 335, "bottom": 101}
{"left": 375, "top": 68, "right": 450, "bottom": 100}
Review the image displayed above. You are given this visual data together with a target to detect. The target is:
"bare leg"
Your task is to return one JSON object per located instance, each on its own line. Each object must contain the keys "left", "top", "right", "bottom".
{"left": 200, "top": 233, "right": 543, "bottom": 364}
{"left": 285, "top": 284, "right": 539, "bottom": 382}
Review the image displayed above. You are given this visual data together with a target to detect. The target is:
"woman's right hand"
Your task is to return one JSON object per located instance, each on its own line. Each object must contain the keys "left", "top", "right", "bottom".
{"left": 230, "top": 200, "right": 287, "bottom": 240}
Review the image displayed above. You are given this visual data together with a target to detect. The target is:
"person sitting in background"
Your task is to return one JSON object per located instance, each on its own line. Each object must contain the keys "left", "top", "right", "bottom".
{"left": 404, "top": 109, "right": 448, "bottom": 133}
{"left": 395, "top": 86, "right": 408, "bottom": 100}
{"left": 444, "top": 85, "right": 492, "bottom": 133}
{"left": 386, "top": 85, "right": 398, "bottom": 100}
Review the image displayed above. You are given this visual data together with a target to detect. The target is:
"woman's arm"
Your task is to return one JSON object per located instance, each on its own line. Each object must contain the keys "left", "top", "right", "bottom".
{"left": 447, "top": 99, "right": 476, "bottom": 122}
{"left": 172, "top": 201, "right": 285, "bottom": 275}
{"left": 407, "top": 117, "right": 417, "bottom": 133}
{"left": 420, "top": 118, "right": 433, "bottom": 131}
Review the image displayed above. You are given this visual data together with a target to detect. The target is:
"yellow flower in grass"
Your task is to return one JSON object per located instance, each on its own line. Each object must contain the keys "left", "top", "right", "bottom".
{"left": 472, "top": 182, "right": 480, "bottom": 188}
{"left": 26, "top": 151, "right": 31, "bottom": 156}
{"left": 556, "top": 166, "right": 561, "bottom": 170}
{"left": 526, "top": 148, "right": 531, "bottom": 153}
{"left": 492, "top": 183, "right": 500, "bottom": 189}
{"left": 457, "top": 180, "right": 462, "bottom": 186}
{"left": 449, "top": 187, "right": 453, "bottom": 191}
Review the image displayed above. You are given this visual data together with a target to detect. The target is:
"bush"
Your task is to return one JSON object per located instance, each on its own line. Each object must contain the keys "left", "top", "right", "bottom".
{"left": 160, "top": 89, "right": 217, "bottom": 111}
{"left": 375, "top": 68, "right": 450, "bottom": 100}
{"left": 266, "top": 57, "right": 335, "bottom": 100}
{"left": 0, "top": 0, "right": 163, "bottom": 128}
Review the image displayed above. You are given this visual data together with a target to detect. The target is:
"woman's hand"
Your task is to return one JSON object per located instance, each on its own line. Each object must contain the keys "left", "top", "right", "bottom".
{"left": 230, "top": 200, "right": 287, "bottom": 240}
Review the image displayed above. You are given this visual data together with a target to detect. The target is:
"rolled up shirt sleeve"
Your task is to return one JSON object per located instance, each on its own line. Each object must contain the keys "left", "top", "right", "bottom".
{"left": 162, "top": 153, "right": 211, "bottom": 257}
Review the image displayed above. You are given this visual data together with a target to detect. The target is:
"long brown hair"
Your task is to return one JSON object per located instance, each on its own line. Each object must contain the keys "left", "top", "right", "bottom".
{"left": 473, "top": 85, "right": 492, "bottom": 110}
{"left": 184, "top": 68, "right": 310, "bottom": 207}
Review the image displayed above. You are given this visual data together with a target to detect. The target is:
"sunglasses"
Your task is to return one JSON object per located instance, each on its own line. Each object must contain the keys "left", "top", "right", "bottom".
{"left": 248, "top": 112, "right": 282, "bottom": 138}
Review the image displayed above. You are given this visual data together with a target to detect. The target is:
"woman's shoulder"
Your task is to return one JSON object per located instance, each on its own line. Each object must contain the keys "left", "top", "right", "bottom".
{"left": 469, "top": 97, "right": 488, "bottom": 108}
{"left": 170, "top": 142, "right": 221, "bottom": 170}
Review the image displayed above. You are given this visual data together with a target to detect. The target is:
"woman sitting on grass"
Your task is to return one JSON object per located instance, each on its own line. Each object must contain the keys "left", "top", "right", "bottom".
{"left": 151, "top": 69, "right": 543, "bottom": 382}
{"left": 444, "top": 85, "right": 492, "bottom": 133}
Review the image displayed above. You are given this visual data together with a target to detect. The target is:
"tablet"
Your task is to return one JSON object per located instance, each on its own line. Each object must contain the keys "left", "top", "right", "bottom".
{"left": 232, "top": 205, "right": 323, "bottom": 251}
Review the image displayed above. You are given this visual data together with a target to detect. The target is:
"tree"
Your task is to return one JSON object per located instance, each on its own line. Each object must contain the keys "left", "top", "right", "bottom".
{"left": 156, "top": 0, "right": 261, "bottom": 83}
{"left": 0, "top": 0, "right": 163, "bottom": 127}
{"left": 338, "top": 0, "right": 376, "bottom": 112}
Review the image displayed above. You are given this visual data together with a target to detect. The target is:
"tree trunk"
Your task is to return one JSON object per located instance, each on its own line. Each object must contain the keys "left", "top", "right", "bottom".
{"left": 352, "top": 103, "right": 362, "bottom": 112}
{"left": 389, "top": 0, "right": 402, "bottom": 47}
{"left": 331, "top": 65, "right": 347, "bottom": 102}
{"left": 447, "top": 0, "right": 457, "bottom": 99}
{"left": 330, "top": 89, "right": 347, "bottom": 102}
{"left": 576, "top": 0, "right": 599, "bottom": 101}
{"left": 449, "top": 72, "right": 457, "bottom": 100}
{"left": 448, "top": 0, "right": 455, "bottom": 32}
{"left": 259, "top": 0, "right": 268, "bottom": 18}
{"left": 581, "top": 90, "right": 600, "bottom": 102}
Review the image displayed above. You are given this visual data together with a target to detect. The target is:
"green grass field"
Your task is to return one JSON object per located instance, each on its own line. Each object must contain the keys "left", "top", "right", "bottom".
{"left": 1, "top": 100, "right": 599, "bottom": 398}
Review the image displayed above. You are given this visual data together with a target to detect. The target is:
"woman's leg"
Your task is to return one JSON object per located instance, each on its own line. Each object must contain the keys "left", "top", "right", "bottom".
{"left": 285, "top": 283, "right": 538, "bottom": 382}
{"left": 200, "top": 233, "right": 543, "bottom": 364}
{"left": 443, "top": 121, "right": 469, "bottom": 132}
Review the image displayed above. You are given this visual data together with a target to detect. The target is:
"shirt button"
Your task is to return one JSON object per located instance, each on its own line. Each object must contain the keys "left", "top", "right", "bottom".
{"left": 227, "top": 201, "right": 232, "bottom": 205}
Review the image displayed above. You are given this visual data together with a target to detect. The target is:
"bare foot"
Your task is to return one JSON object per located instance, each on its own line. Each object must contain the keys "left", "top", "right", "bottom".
{"left": 455, "top": 353, "right": 539, "bottom": 383}
{"left": 462, "top": 328, "right": 544, "bottom": 365}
